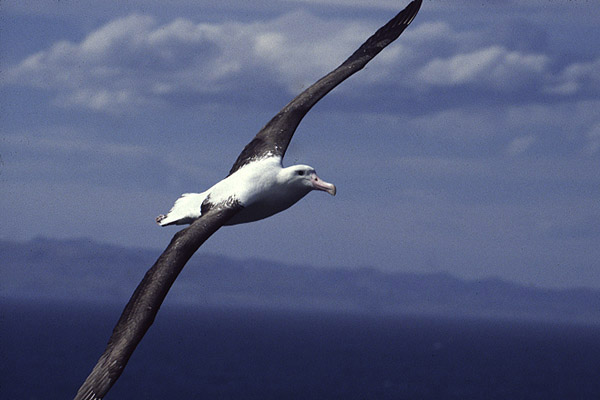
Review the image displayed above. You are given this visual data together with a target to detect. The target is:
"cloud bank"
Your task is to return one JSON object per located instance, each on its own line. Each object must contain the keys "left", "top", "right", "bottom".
{"left": 6, "top": 12, "right": 599, "bottom": 113}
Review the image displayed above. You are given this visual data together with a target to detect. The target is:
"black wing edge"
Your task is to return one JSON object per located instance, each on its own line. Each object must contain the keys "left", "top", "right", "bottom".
{"left": 228, "top": 0, "right": 422, "bottom": 175}
{"left": 73, "top": 203, "right": 242, "bottom": 400}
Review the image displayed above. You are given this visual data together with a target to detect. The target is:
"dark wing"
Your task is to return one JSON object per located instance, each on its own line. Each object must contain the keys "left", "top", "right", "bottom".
{"left": 73, "top": 203, "right": 242, "bottom": 400}
{"left": 228, "top": 0, "right": 422, "bottom": 175}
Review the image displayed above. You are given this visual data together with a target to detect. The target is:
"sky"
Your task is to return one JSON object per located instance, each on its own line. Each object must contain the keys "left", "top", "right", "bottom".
{"left": 1, "top": 0, "right": 599, "bottom": 289}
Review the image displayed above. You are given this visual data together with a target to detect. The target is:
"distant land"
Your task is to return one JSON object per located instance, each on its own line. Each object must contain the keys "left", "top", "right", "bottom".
{"left": 2, "top": 237, "right": 600, "bottom": 325}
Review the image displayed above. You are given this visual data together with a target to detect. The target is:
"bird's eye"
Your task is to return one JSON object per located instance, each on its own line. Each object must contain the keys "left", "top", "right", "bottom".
{"left": 297, "top": 170, "right": 304, "bottom": 176}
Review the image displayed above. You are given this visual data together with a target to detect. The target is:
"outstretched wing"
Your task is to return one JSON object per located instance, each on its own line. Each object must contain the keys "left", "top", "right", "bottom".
{"left": 228, "top": 0, "right": 422, "bottom": 175}
{"left": 74, "top": 203, "right": 242, "bottom": 400}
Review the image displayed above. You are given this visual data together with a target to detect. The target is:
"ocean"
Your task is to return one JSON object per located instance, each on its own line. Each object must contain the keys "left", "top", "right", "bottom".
{"left": 2, "top": 299, "right": 600, "bottom": 399}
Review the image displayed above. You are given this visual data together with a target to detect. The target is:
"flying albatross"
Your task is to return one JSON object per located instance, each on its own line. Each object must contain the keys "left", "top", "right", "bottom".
{"left": 74, "top": 1, "right": 422, "bottom": 399}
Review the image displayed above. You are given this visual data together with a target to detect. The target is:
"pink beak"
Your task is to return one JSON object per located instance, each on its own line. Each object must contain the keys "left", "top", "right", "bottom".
{"left": 311, "top": 173, "right": 336, "bottom": 196}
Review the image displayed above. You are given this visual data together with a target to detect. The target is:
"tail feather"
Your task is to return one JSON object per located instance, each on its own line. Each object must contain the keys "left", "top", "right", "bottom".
{"left": 156, "top": 192, "right": 207, "bottom": 226}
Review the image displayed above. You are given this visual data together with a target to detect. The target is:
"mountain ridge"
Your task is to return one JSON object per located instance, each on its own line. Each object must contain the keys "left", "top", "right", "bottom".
{"left": 2, "top": 237, "right": 599, "bottom": 325}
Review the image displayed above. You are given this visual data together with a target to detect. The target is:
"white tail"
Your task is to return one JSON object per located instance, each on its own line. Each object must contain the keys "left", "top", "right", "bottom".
{"left": 156, "top": 192, "right": 207, "bottom": 226}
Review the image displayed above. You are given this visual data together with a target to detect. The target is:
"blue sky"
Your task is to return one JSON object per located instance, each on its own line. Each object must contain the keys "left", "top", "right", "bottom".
{"left": 2, "top": 0, "right": 599, "bottom": 289}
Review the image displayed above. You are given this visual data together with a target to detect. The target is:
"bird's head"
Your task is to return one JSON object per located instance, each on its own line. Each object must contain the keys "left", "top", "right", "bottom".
{"left": 280, "top": 165, "right": 336, "bottom": 196}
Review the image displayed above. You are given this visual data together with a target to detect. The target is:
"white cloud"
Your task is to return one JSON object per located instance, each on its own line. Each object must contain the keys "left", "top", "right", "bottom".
{"left": 6, "top": 14, "right": 233, "bottom": 112}
{"left": 6, "top": 12, "right": 381, "bottom": 112}
{"left": 55, "top": 88, "right": 153, "bottom": 113}
{"left": 546, "top": 56, "right": 600, "bottom": 96}
{"left": 507, "top": 135, "right": 536, "bottom": 156}
{"left": 418, "top": 46, "right": 549, "bottom": 89}
{"left": 4, "top": 9, "right": 598, "bottom": 114}
{"left": 407, "top": 21, "right": 484, "bottom": 52}
{"left": 245, "top": 11, "right": 373, "bottom": 90}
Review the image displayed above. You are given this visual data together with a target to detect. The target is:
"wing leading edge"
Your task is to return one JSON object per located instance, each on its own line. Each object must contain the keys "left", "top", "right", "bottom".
{"left": 74, "top": 203, "right": 242, "bottom": 400}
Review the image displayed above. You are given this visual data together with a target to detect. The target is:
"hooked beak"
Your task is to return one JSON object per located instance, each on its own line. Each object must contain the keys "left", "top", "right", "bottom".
{"left": 311, "top": 173, "right": 336, "bottom": 196}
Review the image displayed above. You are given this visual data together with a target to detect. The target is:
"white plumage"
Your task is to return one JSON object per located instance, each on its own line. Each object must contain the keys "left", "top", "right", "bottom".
{"left": 156, "top": 156, "right": 336, "bottom": 227}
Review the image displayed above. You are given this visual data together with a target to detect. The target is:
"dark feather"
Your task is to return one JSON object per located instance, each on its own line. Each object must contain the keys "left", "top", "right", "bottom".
{"left": 73, "top": 203, "right": 242, "bottom": 400}
{"left": 228, "top": 0, "right": 422, "bottom": 175}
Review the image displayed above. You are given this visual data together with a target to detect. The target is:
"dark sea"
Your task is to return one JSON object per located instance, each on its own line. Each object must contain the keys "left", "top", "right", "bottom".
{"left": 2, "top": 299, "right": 600, "bottom": 400}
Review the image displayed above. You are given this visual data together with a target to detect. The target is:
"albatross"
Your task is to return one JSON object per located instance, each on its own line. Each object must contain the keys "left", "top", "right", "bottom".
{"left": 74, "top": 1, "right": 422, "bottom": 399}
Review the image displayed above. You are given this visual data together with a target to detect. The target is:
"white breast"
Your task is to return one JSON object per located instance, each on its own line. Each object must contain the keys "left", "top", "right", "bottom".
{"left": 205, "top": 156, "right": 308, "bottom": 225}
{"left": 208, "top": 156, "right": 282, "bottom": 205}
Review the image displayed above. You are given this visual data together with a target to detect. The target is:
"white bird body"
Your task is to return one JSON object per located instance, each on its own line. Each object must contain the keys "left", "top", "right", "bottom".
{"left": 156, "top": 155, "right": 336, "bottom": 227}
